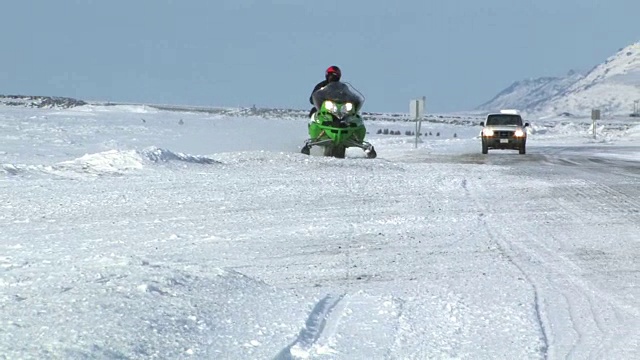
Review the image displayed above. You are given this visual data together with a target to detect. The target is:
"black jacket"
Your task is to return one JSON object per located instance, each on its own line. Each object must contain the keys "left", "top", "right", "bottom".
{"left": 309, "top": 80, "right": 329, "bottom": 105}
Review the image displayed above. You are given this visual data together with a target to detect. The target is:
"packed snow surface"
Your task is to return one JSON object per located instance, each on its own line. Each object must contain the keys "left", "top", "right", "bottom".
{"left": 1, "top": 105, "right": 639, "bottom": 359}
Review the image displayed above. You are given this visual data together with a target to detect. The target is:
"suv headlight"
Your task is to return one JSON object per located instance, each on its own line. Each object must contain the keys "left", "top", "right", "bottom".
{"left": 514, "top": 129, "right": 525, "bottom": 137}
{"left": 482, "top": 128, "right": 494, "bottom": 136}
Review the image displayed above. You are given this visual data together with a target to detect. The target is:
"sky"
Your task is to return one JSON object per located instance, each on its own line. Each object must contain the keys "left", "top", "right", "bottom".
{"left": 0, "top": 0, "right": 639, "bottom": 113}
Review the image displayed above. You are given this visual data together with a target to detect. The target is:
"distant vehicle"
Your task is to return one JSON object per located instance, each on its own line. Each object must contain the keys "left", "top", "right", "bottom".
{"left": 480, "top": 110, "right": 530, "bottom": 154}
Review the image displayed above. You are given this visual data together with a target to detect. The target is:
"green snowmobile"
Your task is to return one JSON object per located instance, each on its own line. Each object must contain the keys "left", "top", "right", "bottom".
{"left": 301, "top": 82, "right": 376, "bottom": 159}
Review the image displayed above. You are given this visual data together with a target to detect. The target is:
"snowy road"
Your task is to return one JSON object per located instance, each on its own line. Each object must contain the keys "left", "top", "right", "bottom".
{"left": 1, "top": 106, "right": 639, "bottom": 359}
{"left": 456, "top": 146, "right": 640, "bottom": 359}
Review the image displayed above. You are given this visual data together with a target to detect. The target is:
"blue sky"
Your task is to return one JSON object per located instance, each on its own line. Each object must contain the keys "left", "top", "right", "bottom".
{"left": 0, "top": 0, "right": 638, "bottom": 113}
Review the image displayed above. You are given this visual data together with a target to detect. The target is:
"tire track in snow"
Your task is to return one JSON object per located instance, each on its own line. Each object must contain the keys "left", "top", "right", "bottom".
{"left": 479, "top": 221, "right": 550, "bottom": 360}
{"left": 274, "top": 293, "right": 346, "bottom": 359}
{"left": 385, "top": 296, "right": 410, "bottom": 360}
{"left": 558, "top": 178, "right": 640, "bottom": 221}
{"left": 464, "top": 165, "right": 640, "bottom": 359}
{"left": 470, "top": 175, "right": 620, "bottom": 359}
{"left": 538, "top": 179, "right": 640, "bottom": 358}
{"left": 501, "top": 224, "right": 639, "bottom": 359}
{"left": 460, "top": 177, "right": 550, "bottom": 360}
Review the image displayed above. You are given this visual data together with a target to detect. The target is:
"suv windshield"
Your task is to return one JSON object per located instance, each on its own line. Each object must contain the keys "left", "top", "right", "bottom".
{"left": 486, "top": 114, "right": 523, "bottom": 126}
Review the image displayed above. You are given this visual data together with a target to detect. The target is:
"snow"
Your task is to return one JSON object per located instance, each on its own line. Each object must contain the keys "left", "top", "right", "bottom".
{"left": 1, "top": 103, "right": 640, "bottom": 359}
{"left": 533, "top": 42, "right": 640, "bottom": 117}
{"left": 477, "top": 71, "right": 585, "bottom": 114}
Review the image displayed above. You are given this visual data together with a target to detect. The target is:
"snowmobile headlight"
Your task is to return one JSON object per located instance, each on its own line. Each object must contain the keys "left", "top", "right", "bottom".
{"left": 514, "top": 129, "right": 525, "bottom": 137}
{"left": 343, "top": 102, "right": 354, "bottom": 112}
{"left": 482, "top": 128, "right": 494, "bottom": 136}
{"left": 324, "top": 101, "right": 336, "bottom": 112}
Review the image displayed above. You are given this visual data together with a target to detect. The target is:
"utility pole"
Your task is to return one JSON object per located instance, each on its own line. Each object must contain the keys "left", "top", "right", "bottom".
{"left": 410, "top": 97, "right": 425, "bottom": 148}
{"left": 591, "top": 109, "right": 600, "bottom": 139}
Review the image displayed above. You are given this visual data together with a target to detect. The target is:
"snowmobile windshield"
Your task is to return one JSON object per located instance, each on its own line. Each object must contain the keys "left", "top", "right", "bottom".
{"left": 486, "top": 114, "right": 523, "bottom": 126}
{"left": 312, "top": 82, "right": 364, "bottom": 112}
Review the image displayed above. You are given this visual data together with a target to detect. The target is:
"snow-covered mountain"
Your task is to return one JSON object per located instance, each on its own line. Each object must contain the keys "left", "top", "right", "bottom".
{"left": 479, "top": 41, "right": 640, "bottom": 118}
{"left": 476, "top": 70, "right": 584, "bottom": 113}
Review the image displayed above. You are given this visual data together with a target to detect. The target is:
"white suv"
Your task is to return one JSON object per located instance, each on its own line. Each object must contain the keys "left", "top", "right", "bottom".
{"left": 480, "top": 110, "right": 530, "bottom": 154}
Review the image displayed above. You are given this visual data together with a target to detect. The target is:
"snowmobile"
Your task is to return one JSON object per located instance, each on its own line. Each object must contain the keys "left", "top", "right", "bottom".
{"left": 301, "top": 82, "right": 376, "bottom": 159}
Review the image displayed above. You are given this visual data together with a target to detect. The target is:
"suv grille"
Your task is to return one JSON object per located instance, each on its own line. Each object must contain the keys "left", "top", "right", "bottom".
{"left": 496, "top": 131, "right": 514, "bottom": 138}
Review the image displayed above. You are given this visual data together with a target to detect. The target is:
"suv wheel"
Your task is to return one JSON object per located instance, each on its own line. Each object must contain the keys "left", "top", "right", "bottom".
{"left": 519, "top": 145, "right": 526, "bottom": 155}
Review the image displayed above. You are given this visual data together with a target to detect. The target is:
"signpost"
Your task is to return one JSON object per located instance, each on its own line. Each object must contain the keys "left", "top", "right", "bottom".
{"left": 410, "top": 97, "right": 425, "bottom": 148}
{"left": 591, "top": 109, "right": 600, "bottom": 139}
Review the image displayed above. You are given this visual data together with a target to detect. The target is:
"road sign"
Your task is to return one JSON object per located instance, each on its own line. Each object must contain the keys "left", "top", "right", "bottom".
{"left": 410, "top": 98, "right": 425, "bottom": 119}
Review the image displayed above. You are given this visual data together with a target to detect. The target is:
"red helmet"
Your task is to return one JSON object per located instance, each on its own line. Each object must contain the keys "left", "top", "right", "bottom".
{"left": 325, "top": 65, "right": 341, "bottom": 81}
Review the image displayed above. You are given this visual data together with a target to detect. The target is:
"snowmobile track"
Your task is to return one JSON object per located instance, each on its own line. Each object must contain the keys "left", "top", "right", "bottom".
{"left": 274, "top": 293, "right": 346, "bottom": 359}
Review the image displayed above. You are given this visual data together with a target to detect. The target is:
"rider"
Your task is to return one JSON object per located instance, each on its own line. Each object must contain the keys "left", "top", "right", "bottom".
{"left": 309, "top": 65, "right": 342, "bottom": 116}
